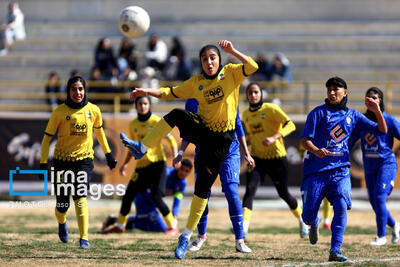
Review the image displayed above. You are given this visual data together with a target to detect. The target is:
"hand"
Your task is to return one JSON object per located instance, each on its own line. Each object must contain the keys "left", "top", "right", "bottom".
{"left": 173, "top": 154, "right": 183, "bottom": 169}
{"left": 312, "top": 148, "right": 333, "bottom": 158}
{"left": 365, "top": 96, "right": 380, "bottom": 113}
{"left": 130, "top": 88, "right": 147, "bottom": 101}
{"left": 218, "top": 40, "right": 234, "bottom": 54}
{"left": 119, "top": 164, "right": 128, "bottom": 176}
{"left": 105, "top": 153, "right": 117, "bottom": 170}
{"left": 262, "top": 136, "right": 277, "bottom": 146}
{"left": 39, "top": 163, "right": 48, "bottom": 180}
{"left": 245, "top": 154, "right": 256, "bottom": 171}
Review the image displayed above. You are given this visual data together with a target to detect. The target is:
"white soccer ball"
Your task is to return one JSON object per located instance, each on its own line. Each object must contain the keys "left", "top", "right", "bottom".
{"left": 118, "top": 6, "right": 150, "bottom": 38}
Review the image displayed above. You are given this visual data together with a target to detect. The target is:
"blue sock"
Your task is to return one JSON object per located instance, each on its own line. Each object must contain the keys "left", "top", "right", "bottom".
{"left": 375, "top": 193, "right": 391, "bottom": 236}
{"left": 331, "top": 197, "right": 347, "bottom": 252}
{"left": 197, "top": 204, "right": 208, "bottom": 236}
{"left": 223, "top": 182, "right": 243, "bottom": 240}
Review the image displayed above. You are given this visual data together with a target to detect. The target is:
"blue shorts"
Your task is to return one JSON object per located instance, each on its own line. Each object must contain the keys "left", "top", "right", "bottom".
{"left": 301, "top": 166, "right": 352, "bottom": 214}
{"left": 365, "top": 160, "right": 397, "bottom": 196}
{"left": 219, "top": 139, "right": 241, "bottom": 185}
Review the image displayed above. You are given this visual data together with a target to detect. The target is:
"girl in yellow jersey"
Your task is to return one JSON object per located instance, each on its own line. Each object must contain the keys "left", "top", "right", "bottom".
{"left": 102, "top": 95, "right": 179, "bottom": 235}
{"left": 241, "top": 82, "right": 308, "bottom": 238}
{"left": 121, "top": 40, "right": 258, "bottom": 259}
{"left": 40, "top": 76, "right": 116, "bottom": 249}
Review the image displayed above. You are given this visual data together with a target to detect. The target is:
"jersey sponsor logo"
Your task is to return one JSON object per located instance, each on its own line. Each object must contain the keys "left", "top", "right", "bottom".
{"left": 204, "top": 86, "right": 224, "bottom": 104}
{"left": 249, "top": 122, "right": 263, "bottom": 134}
{"left": 330, "top": 123, "right": 347, "bottom": 142}
{"left": 70, "top": 122, "right": 87, "bottom": 136}
{"left": 364, "top": 133, "right": 377, "bottom": 146}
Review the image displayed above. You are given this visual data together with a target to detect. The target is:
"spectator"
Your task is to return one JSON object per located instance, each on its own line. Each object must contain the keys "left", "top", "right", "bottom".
{"left": 165, "top": 51, "right": 193, "bottom": 81}
{"left": 252, "top": 52, "right": 270, "bottom": 81}
{"left": 0, "top": 2, "right": 25, "bottom": 56}
{"left": 88, "top": 67, "right": 113, "bottom": 104}
{"left": 70, "top": 69, "right": 81, "bottom": 78}
{"left": 269, "top": 52, "right": 293, "bottom": 82}
{"left": 117, "top": 37, "right": 138, "bottom": 81}
{"left": 145, "top": 33, "right": 168, "bottom": 72}
{"left": 93, "top": 37, "right": 118, "bottom": 80}
{"left": 169, "top": 36, "right": 185, "bottom": 59}
{"left": 45, "top": 71, "right": 64, "bottom": 109}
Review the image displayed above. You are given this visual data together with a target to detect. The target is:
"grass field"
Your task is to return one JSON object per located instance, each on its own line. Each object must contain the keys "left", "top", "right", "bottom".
{"left": 1, "top": 198, "right": 400, "bottom": 266}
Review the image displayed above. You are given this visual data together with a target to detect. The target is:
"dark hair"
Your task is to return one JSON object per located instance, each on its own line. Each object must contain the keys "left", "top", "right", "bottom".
{"left": 325, "top": 76, "right": 347, "bottom": 89}
{"left": 199, "top": 44, "right": 221, "bottom": 65}
{"left": 366, "top": 87, "right": 385, "bottom": 111}
{"left": 67, "top": 76, "right": 86, "bottom": 92}
{"left": 246, "top": 82, "right": 262, "bottom": 94}
{"left": 135, "top": 95, "right": 151, "bottom": 108}
{"left": 181, "top": 159, "right": 193, "bottom": 169}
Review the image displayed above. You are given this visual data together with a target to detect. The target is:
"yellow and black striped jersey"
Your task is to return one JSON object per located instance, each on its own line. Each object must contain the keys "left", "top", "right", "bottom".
{"left": 159, "top": 57, "right": 258, "bottom": 133}
{"left": 40, "top": 102, "right": 111, "bottom": 162}
{"left": 242, "top": 103, "right": 295, "bottom": 159}
{"left": 129, "top": 114, "right": 177, "bottom": 168}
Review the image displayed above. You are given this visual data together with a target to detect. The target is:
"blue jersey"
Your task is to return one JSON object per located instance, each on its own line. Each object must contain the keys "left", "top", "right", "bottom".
{"left": 349, "top": 112, "right": 400, "bottom": 169}
{"left": 301, "top": 104, "right": 379, "bottom": 175}
{"left": 165, "top": 166, "right": 187, "bottom": 194}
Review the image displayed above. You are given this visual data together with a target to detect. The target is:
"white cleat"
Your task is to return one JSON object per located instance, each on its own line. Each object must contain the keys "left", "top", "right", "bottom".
{"left": 188, "top": 234, "right": 207, "bottom": 251}
{"left": 235, "top": 239, "right": 252, "bottom": 253}
{"left": 392, "top": 222, "right": 400, "bottom": 244}
{"left": 299, "top": 220, "right": 309, "bottom": 238}
{"left": 370, "top": 236, "right": 387, "bottom": 246}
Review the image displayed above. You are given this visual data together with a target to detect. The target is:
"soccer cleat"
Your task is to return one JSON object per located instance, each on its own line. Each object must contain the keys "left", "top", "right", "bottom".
{"left": 79, "top": 239, "right": 90, "bottom": 249}
{"left": 102, "top": 214, "right": 117, "bottom": 232}
{"left": 370, "top": 236, "right": 387, "bottom": 246}
{"left": 120, "top": 132, "right": 146, "bottom": 159}
{"left": 323, "top": 222, "right": 331, "bottom": 230}
{"left": 299, "top": 220, "right": 309, "bottom": 238}
{"left": 309, "top": 215, "right": 321, "bottom": 245}
{"left": 392, "top": 222, "right": 400, "bottom": 244}
{"left": 165, "top": 227, "right": 179, "bottom": 236}
{"left": 188, "top": 234, "right": 207, "bottom": 251}
{"left": 102, "top": 224, "right": 126, "bottom": 234}
{"left": 58, "top": 222, "right": 69, "bottom": 243}
{"left": 328, "top": 250, "right": 348, "bottom": 262}
{"left": 235, "top": 239, "right": 252, "bottom": 253}
{"left": 175, "top": 234, "right": 189, "bottom": 259}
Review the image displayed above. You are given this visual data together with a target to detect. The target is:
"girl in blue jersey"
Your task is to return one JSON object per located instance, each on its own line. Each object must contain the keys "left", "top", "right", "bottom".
{"left": 300, "top": 77, "right": 387, "bottom": 262}
{"left": 348, "top": 87, "right": 400, "bottom": 246}
{"left": 173, "top": 99, "right": 254, "bottom": 253}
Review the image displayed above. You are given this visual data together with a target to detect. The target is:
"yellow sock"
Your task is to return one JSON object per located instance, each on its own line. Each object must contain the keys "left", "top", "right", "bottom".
{"left": 186, "top": 195, "right": 208, "bottom": 231}
{"left": 243, "top": 207, "right": 252, "bottom": 222}
{"left": 55, "top": 207, "right": 67, "bottom": 224}
{"left": 291, "top": 204, "right": 302, "bottom": 219}
{"left": 74, "top": 198, "right": 89, "bottom": 241}
{"left": 117, "top": 214, "right": 128, "bottom": 226}
{"left": 323, "top": 198, "right": 333, "bottom": 220}
{"left": 163, "top": 212, "right": 175, "bottom": 228}
{"left": 142, "top": 118, "right": 172, "bottom": 148}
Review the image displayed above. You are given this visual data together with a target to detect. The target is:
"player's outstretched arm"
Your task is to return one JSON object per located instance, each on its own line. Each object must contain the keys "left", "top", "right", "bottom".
{"left": 301, "top": 137, "right": 333, "bottom": 158}
{"left": 130, "top": 88, "right": 162, "bottom": 101}
{"left": 365, "top": 96, "right": 387, "bottom": 133}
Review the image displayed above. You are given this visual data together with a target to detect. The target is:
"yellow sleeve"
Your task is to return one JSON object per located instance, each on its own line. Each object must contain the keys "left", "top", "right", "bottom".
{"left": 272, "top": 105, "right": 296, "bottom": 137}
{"left": 160, "top": 77, "right": 197, "bottom": 100}
{"left": 129, "top": 121, "right": 136, "bottom": 140}
{"left": 41, "top": 110, "right": 60, "bottom": 163}
{"left": 93, "top": 106, "right": 111, "bottom": 154}
{"left": 165, "top": 133, "right": 178, "bottom": 148}
{"left": 40, "top": 134, "right": 52, "bottom": 164}
{"left": 243, "top": 56, "right": 259, "bottom": 77}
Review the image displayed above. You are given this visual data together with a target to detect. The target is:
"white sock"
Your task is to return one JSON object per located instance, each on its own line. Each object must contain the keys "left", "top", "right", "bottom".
{"left": 117, "top": 223, "right": 125, "bottom": 229}
{"left": 172, "top": 218, "right": 178, "bottom": 228}
{"left": 140, "top": 143, "right": 148, "bottom": 153}
{"left": 243, "top": 221, "right": 249, "bottom": 233}
{"left": 324, "top": 218, "right": 330, "bottom": 225}
{"left": 182, "top": 228, "right": 193, "bottom": 239}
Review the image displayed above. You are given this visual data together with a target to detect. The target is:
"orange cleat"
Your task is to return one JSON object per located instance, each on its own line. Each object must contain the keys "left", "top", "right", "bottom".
{"left": 165, "top": 227, "right": 179, "bottom": 236}
{"left": 102, "top": 224, "right": 126, "bottom": 234}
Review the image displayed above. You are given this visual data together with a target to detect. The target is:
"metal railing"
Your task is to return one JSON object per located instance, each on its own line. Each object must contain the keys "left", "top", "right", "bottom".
{"left": 0, "top": 80, "right": 399, "bottom": 115}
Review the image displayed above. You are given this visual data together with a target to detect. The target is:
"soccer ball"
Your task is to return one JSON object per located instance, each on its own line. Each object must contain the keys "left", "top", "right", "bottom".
{"left": 118, "top": 6, "right": 150, "bottom": 38}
